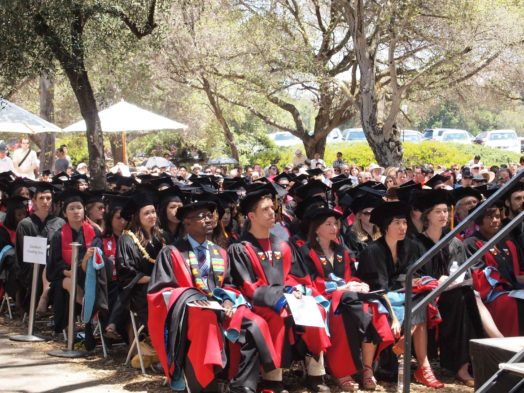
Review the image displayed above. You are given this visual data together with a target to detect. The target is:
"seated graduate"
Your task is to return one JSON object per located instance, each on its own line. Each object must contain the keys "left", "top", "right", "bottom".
{"left": 148, "top": 193, "right": 279, "bottom": 393}
{"left": 158, "top": 186, "right": 184, "bottom": 245}
{"left": 464, "top": 202, "right": 524, "bottom": 337}
{"left": 47, "top": 188, "right": 107, "bottom": 349}
{"left": 228, "top": 183, "right": 331, "bottom": 393}
{"left": 357, "top": 201, "right": 445, "bottom": 389}
{"left": 412, "top": 189, "right": 481, "bottom": 387}
{"left": 117, "top": 192, "right": 164, "bottom": 334}
{"left": 298, "top": 206, "right": 393, "bottom": 392}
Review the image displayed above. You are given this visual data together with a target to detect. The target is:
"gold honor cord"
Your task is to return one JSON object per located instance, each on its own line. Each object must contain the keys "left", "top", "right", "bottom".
{"left": 123, "top": 230, "right": 157, "bottom": 264}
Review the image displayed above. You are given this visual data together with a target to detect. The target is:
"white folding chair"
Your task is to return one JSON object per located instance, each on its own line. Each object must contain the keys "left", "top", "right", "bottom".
{"left": 124, "top": 310, "right": 147, "bottom": 374}
{"left": 0, "top": 293, "right": 13, "bottom": 319}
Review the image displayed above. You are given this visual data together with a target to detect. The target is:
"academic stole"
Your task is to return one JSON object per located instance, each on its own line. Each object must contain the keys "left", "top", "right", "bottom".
{"left": 187, "top": 243, "right": 225, "bottom": 296}
{"left": 61, "top": 221, "right": 96, "bottom": 266}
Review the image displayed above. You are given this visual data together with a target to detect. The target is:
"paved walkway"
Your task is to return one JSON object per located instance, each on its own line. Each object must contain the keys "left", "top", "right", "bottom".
{"left": 0, "top": 325, "right": 150, "bottom": 393}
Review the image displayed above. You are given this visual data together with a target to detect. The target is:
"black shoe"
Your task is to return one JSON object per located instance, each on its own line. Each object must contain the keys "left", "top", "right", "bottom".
{"left": 258, "top": 380, "right": 289, "bottom": 393}
{"left": 305, "top": 375, "right": 331, "bottom": 393}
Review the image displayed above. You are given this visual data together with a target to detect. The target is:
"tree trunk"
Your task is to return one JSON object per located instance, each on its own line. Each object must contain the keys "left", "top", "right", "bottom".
{"left": 38, "top": 71, "right": 56, "bottom": 172}
{"left": 303, "top": 135, "right": 326, "bottom": 158}
{"left": 202, "top": 77, "right": 240, "bottom": 163}
{"left": 64, "top": 68, "right": 106, "bottom": 189}
{"left": 108, "top": 133, "right": 124, "bottom": 164}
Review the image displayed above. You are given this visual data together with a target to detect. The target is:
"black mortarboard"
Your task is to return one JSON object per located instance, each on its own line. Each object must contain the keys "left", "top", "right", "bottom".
{"left": 188, "top": 175, "right": 219, "bottom": 193}
{"left": 302, "top": 207, "right": 341, "bottom": 222}
{"left": 410, "top": 189, "right": 451, "bottom": 212}
{"left": 115, "top": 175, "right": 136, "bottom": 189}
{"left": 349, "top": 195, "right": 383, "bottom": 214}
{"left": 84, "top": 190, "right": 104, "bottom": 205}
{"left": 504, "top": 182, "right": 524, "bottom": 199}
{"left": 272, "top": 182, "right": 288, "bottom": 200}
{"left": 29, "top": 181, "right": 56, "bottom": 196}
{"left": 395, "top": 181, "right": 422, "bottom": 203}
{"left": 58, "top": 188, "right": 86, "bottom": 207}
{"left": 332, "top": 178, "right": 354, "bottom": 196}
{"left": 158, "top": 186, "right": 184, "bottom": 204}
{"left": 218, "top": 191, "right": 239, "bottom": 206}
{"left": 103, "top": 193, "right": 131, "bottom": 211}
{"left": 331, "top": 174, "right": 349, "bottom": 183}
{"left": 370, "top": 201, "right": 411, "bottom": 227}
{"left": 294, "top": 195, "right": 329, "bottom": 219}
{"left": 425, "top": 174, "right": 450, "bottom": 189}
{"left": 176, "top": 191, "right": 218, "bottom": 220}
{"left": 52, "top": 172, "right": 70, "bottom": 184}
{"left": 290, "top": 180, "right": 329, "bottom": 200}
{"left": 143, "top": 175, "right": 175, "bottom": 191}
{"left": 451, "top": 187, "right": 482, "bottom": 203}
{"left": 223, "top": 177, "right": 248, "bottom": 190}
{"left": 71, "top": 173, "right": 89, "bottom": 183}
{"left": 274, "top": 172, "right": 294, "bottom": 184}
{"left": 120, "top": 191, "right": 158, "bottom": 221}
{"left": 0, "top": 171, "right": 17, "bottom": 183}
{"left": 306, "top": 168, "right": 324, "bottom": 177}
{"left": 4, "top": 177, "right": 29, "bottom": 195}
{"left": 6, "top": 195, "right": 29, "bottom": 210}
{"left": 239, "top": 183, "right": 276, "bottom": 215}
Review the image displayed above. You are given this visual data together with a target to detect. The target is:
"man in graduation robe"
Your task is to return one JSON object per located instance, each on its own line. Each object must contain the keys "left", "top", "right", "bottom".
{"left": 148, "top": 198, "right": 279, "bottom": 393}
{"left": 227, "top": 183, "right": 331, "bottom": 393}
{"left": 15, "top": 182, "right": 65, "bottom": 314}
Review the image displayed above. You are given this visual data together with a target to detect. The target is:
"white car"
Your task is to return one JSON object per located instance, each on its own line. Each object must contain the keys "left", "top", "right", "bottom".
{"left": 423, "top": 128, "right": 470, "bottom": 141}
{"left": 439, "top": 130, "right": 472, "bottom": 144}
{"left": 268, "top": 131, "right": 302, "bottom": 147}
{"left": 327, "top": 128, "right": 344, "bottom": 143}
{"left": 342, "top": 128, "right": 367, "bottom": 142}
{"left": 400, "top": 129, "right": 423, "bottom": 143}
{"left": 474, "top": 130, "right": 520, "bottom": 153}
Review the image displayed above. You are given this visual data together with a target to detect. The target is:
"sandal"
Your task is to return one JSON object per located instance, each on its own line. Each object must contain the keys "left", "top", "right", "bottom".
{"left": 362, "top": 365, "right": 377, "bottom": 391}
{"left": 414, "top": 366, "right": 444, "bottom": 389}
{"left": 337, "top": 375, "right": 359, "bottom": 392}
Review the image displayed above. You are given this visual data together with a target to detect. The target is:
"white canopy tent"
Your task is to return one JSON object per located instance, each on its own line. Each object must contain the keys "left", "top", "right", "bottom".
{"left": 0, "top": 98, "right": 62, "bottom": 134}
{"left": 64, "top": 100, "right": 188, "bottom": 163}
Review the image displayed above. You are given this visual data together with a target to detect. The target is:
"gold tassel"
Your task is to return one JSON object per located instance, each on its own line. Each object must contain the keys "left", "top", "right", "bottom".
{"left": 450, "top": 205, "right": 455, "bottom": 230}
{"left": 220, "top": 220, "right": 229, "bottom": 239}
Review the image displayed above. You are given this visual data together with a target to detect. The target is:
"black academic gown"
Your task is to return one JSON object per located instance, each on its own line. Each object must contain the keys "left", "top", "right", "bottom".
{"left": 415, "top": 233, "right": 483, "bottom": 373}
{"left": 15, "top": 214, "right": 65, "bottom": 311}
{"left": 0, "top": 225, "right": 17, "bottom": 299}
{"left": 48, "top": 224, "right": 106, "bottom": 340}
{"left": 117, "top": 232, "right": 162, "bottom": 328}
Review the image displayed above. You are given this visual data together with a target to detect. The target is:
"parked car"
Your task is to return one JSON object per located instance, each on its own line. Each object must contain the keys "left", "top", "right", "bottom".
{"left": 327, "top": 128, "right": 344, "bottom": 143}
{"left": 520, "top": 137, "right": 524, "bottom": 153}
{"left": 268, "top": 131, "right": 302, "bottom": 147}
{"left": 342, "top": 128, "right": 366, "bottom": 142}
{"left": 423, "top": 128, "right": 470, "bottom": 141}
{"left": 474, "top": 130, "right": 520, "bottom": 153}
{"left": 439, "top": 130, "right": 472, "bottom": 144}
{"left": 400, "top": 129, "right": 423, "bottom": 143}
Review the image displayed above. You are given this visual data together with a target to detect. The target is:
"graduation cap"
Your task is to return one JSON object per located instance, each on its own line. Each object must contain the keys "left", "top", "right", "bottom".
{"left": 0, "top": 171, "right": 17, "bottom": 183}
{"left": 272, "top": 182, "right": 288, "bottom": 200}
{"left": 395, "top": 181, "right": 422, "bottom": 203}
{"left": 504, "top": 181, "right": 524, "bottom": 199}
{"left": 52, "top": 172, "right": 70, "bottom": 184}
{"left": 176, "top": 191, "right": 218, "bottom": 220}
{"left": 28, "top": 181, "right": 57, "bottom": 197}
{"left": 294, "top": 195, "right": 329, "bottom": 219}
{"left": 425, "top": 174, "right": 450, "bottom": 189}
{"left": 3, "top": 177, "right": 29, "bottom": 195}
{"left": 370, "top": 201, "right": 411, "bottom": 228}
{"left": 349, "top": 195, "right": 384, "bottom": 214}
{"left": 223, "top": 177, "right": 248, "bottom": 190}
{"left": 302, "top": 207, "right": 341, "bottom": 222}
{"left": 410, "top": 189, "right": 452, "bottom": 212}
{"left": 274, "top": 172, "right": 294, "bottom": 184}
{"left": 239, "top": 183, "right": 276, "bottom": 215}
{"left": 306, "top": 168, "right": 324, "bottom": 177}
{"left": 120, "top": 191, "right": 158, "bottom": 221}
{"left": 142, "top": 175, "right": 174, "bottom": 191}
{"left": 84, "top": 190, "right": 105, "bottom": 205}
{"left": 103, "top": 193, "right": 131, "bottom": 211}
{"left": 331, "top": 174, "right": 349, "bottom": 183}
{"left": 451, "top": 187, "right": 482, "bottom": 204}
{"left": 290, "top": 180, "right": 329, "bottom": 200}
{"left": 332, "top": 178, "right": 354, "bottom": 196}
{"left": 71, "top": 173, "right": 89, "bottom": 184}
{"left": 57, "top": 188, "right": 86, "bottom": 207}
{"left": 115, "top": 175, "right": 136, "bottom": 189}
{"left": 5, "top": 195, "right": 29, "bottom": 210}
{"left": 188, "top": 175, "right": 219, "bottom": 193}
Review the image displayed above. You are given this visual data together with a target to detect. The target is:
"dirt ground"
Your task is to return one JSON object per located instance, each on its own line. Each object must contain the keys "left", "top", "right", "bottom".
{"left": 0, "top": 314, "right": 473, "bottom": 393}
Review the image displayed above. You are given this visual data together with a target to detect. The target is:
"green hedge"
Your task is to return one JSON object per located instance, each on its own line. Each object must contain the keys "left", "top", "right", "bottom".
{"left": 250, "top": 141, "right": 521, "bottom": 169}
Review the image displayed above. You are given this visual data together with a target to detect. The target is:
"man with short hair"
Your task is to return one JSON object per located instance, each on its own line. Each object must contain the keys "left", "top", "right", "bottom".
{"left": 54, "top": 147, "right": 69, "bottom": 174}
{"left": 503, "top": 184, "right": 524, "bottom": 258}
{"left": 0, "top": 141, "right": 14, "bottom": 173}
{"left": 228, "top": 185, "right": 331, "bottom": 393}
{"left": 13, "top": 138, "right": 38, "bottom": 179}
{"left": 148, "top": 199, "right": 279, "bottom": 393}
{"left": 16, "top": 182, "right": 65, "bottom": 315}
{"left": 332, "top": 152, "right": 345, "bottom": 169}
{"left": 460, "top": 169, "right": 473, "bottom": 188}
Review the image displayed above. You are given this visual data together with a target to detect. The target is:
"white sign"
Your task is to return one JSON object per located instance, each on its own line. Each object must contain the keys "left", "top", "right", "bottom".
{"left": 284, "top": 294, "right": 325, "bottom": 328}
{"left": 23, "top": 236, "right": 48, "bottom": 265}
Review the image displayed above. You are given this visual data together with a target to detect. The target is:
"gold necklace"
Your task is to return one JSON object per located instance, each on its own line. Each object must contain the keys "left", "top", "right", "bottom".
{"left": 123, "top": 230, "right": 156, "bottom": 264}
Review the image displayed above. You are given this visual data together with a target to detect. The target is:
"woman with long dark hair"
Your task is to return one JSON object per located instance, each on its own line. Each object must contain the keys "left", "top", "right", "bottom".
{"left": 117, "top": 193, "right": 164, "bottom": 330}
{"left": 357, "top": 202, "right": 445, "bottom": 389}
{"left": 299, "top": 207, "right": 393, "bottom": 391}
{"left": 158, "top": 187, "right": 184, "bottom": 244}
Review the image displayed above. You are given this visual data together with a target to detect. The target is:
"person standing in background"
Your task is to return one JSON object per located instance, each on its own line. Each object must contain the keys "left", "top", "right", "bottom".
{"left": 13, "top": 137, "right": 39, "bottom": 179}
{"left": 0, "top": 141, "right": 15, "bottom": 173}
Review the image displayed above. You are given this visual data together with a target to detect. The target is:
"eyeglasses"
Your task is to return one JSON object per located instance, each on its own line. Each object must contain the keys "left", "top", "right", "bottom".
{"left": 187, "top": 212, "right": 214, "bottom": 221}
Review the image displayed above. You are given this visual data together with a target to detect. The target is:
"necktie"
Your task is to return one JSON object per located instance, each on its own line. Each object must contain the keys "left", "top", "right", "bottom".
{"left": 196, "top": 245, "right": 209, "bottom": 278}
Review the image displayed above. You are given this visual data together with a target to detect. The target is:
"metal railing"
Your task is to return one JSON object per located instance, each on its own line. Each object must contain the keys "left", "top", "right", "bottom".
{"left": 402, "top": 169, "right": 524, "bottom": 393}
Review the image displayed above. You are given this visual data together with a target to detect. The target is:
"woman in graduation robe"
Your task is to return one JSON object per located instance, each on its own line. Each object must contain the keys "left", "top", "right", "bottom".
{"left": 158, "top": 187, "right": 184, "bottom": 245}
{"left": 299, "top": 207, "right": 393, "bottom": 391}
{"left": 117, "top": 193, "right": 164, "bottom": 330}
{"left": 148, "top": 200, "right": 279, "bottom": 393}
{"left": 47, "top": 189, "right": 107, "bottom": 348}
{"left": 464, "top": 204, "right": 524, "bottom": 337}
{"left": 413, "top": 189, "right": 481, "bottom": 387}
{"left": 356, "top": 201, "right": 445, "bottom": 389}
{"left": 228, "top": 184, "right": 331, "bottom": 393}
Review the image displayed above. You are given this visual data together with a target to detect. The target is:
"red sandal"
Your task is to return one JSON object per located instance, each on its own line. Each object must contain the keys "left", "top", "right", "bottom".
{"left": 362, "top": 365, "right": 377, "bottom": 391}
{"left": 414, "top": 366, "right": 444, "bottom": 389}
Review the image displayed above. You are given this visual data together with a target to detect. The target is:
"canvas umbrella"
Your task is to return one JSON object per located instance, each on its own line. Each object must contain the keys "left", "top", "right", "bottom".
{"left": 207, "top": 157, "right": 239, "bottom": 165}
{"left": 64, "top": 99, "right": 187, "bottom": 163}
{"left": 0, "top": 98, "right": 62, "bottom": 134}
{"left": 142, "top": 156, "right": 172, "bottom": 169}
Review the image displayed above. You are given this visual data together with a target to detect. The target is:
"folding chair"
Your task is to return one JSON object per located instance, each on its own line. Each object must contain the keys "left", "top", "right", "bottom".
{"left": 0, "top": 293, "right": 13, "bottom": 319}
{"left": 92, "top": 317, "right": 108, "bottom": 358}
{"left": 124, "top": 310, "right": 147, "bottom": 374}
